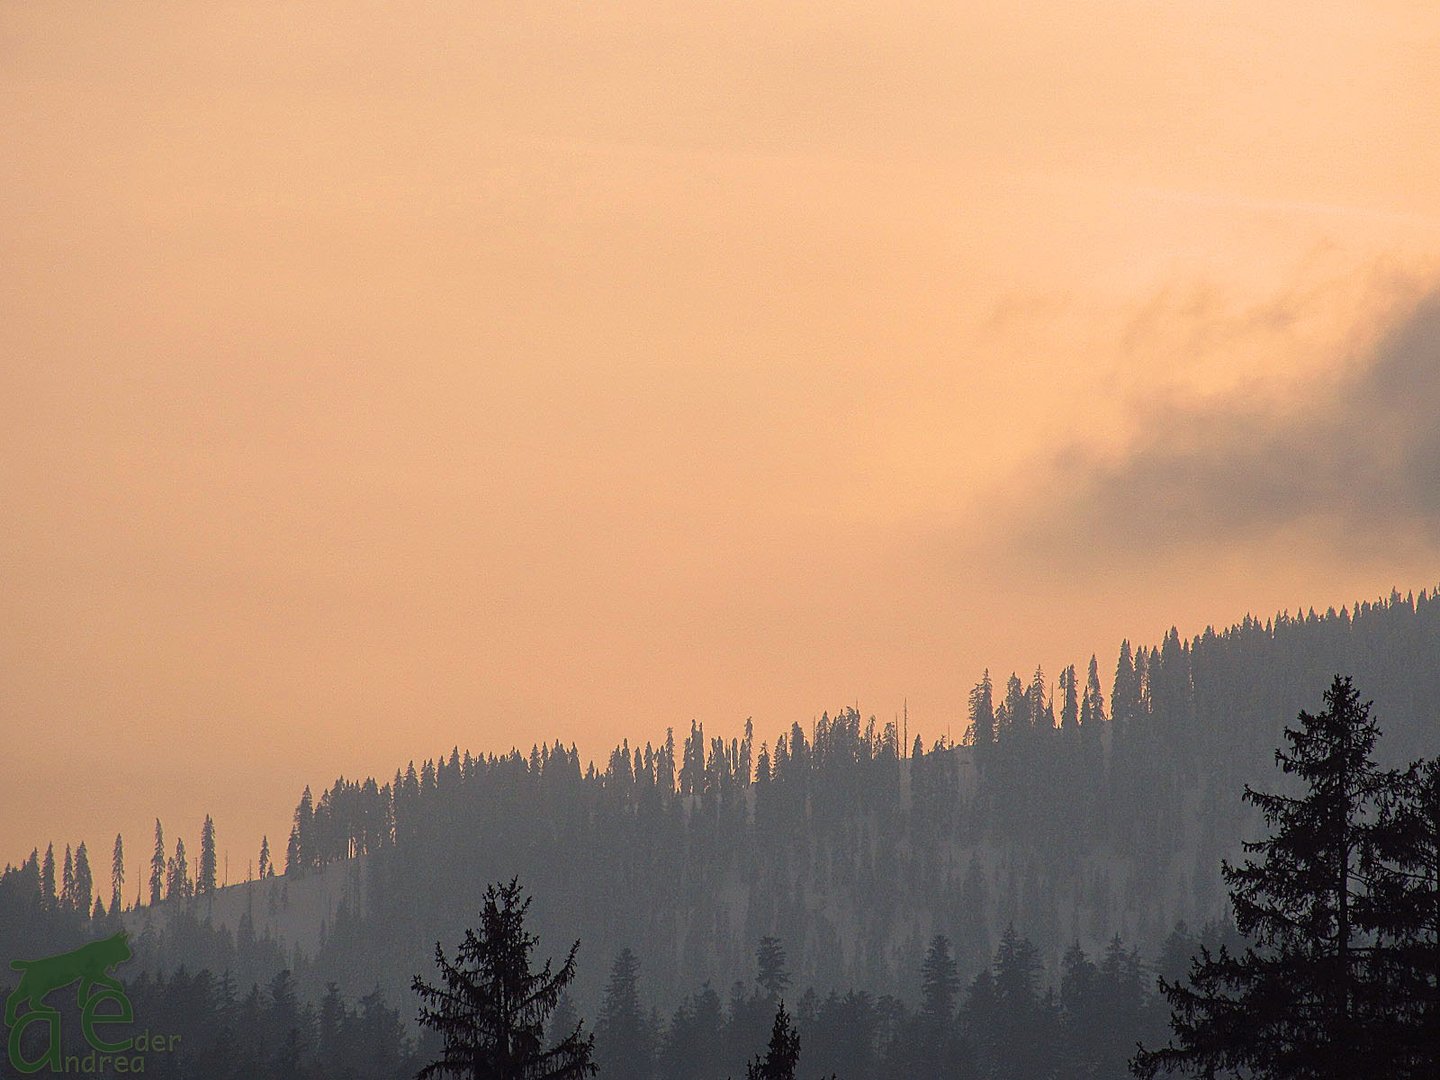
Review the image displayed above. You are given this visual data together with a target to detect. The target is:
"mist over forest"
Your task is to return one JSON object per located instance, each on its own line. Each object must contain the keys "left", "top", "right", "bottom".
{"left": 7, "top": 585, "right": 1440, "bottom": 1078}
{"left": 8, "top": 2, "right": 1440, "bottom": 1076}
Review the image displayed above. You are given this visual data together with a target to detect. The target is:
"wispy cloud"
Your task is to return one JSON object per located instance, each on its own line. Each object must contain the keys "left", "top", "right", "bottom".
{"left": 1021, "top": 287, "right": 1440, "bottom": 559}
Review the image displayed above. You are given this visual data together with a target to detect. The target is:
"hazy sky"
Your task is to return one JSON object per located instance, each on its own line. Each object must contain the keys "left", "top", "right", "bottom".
{"left": 4, "top": 2, "right": 1440, "bottom": 874}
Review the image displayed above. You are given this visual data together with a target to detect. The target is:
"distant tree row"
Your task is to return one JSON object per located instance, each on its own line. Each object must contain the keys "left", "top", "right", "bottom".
{"left": 273, "top": 587, "right": 1440, "bottom": 1012}
{"left": 12, "top": 584, "right": 1440, "bottom": 1076}
{"left": 410, "top": 875, "right": 1181, "bottom": 1080}
{"left": 139, "top": 814, "right": 220, "bottom": 906}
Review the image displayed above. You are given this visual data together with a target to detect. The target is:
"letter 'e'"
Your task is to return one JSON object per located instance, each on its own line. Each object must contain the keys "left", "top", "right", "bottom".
{"left": 82, "top": 990, "right": 135, "bottom": 1054}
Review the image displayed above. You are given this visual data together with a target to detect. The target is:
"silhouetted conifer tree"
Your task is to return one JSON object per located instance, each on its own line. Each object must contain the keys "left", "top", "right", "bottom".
{"left": 73, "top": 841, "right": 92, "bottom": 917}
{"left": 413, "top": 878, "right": 596, "bottom": 1080}
{"left": 1363, "top": 755, "right": 1440, "bottom": 1073}
{"left": 1134, "top": 675, "right": 1388, "bottom": 1079}
{"left": 1060, "top": 666, "right": 1080, "bottom": 730}
{"left": 198, "top": 814, "right": 218, "bottom": 896}
{"left": 288, "top": 786, "right": 314, "bottom": 876}
{"left": 1111, "top": 641, "right": 1138, "bottom": 734}
{"left": 150, "top": 819, "right": 165, "bottom": 906}
{"left": 756, "top": 937, "right": 790, "bottom": 1000}
{"left": 920, "top": 935, "right": 961, "bottom": 1024}
{"left": 966, "top": 670, "right": 995, "bottom": 752}
{"left": 111, "top": 834, "right": 124, "bottom": 914}
{"left": 60, "top": 844, "right": 74, "bottom": 912}
{"left": 745, "top": 1001, "right": 800, "bottom": 1080}
{"left": 596, "top": 947, "right": 652, "bottom": 1080}
{"left": 166, "top": 836, "right": 190, "bottom": 900}
{"left": 1081, "top": 655, "right": 1106, "bottom": 726}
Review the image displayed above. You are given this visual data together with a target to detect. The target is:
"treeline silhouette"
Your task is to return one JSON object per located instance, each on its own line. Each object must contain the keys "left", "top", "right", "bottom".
{"left": 7, "top": 586, "right": 1440, "bottom": 1077}
{"left": 267, "top": 586, "right": 1440, "bottom": 1010}
{"left": 582, "top": 924, "right": 1199, "bottom": 1080}
{"left": 0, "top": 843, "right": 1199, "bottom": 1079}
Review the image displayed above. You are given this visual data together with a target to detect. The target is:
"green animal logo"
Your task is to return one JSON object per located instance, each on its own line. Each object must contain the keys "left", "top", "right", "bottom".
{"left": 5, "top": 932, "right": 141, "bottom": 1074}
{"left": 5, "top": 932, "right": 131, "bottom": 1026}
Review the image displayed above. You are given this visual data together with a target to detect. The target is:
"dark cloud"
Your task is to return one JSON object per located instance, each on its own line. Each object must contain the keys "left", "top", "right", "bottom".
{"left": 1034, "top": 289, "right": 1440, "bottom": 556}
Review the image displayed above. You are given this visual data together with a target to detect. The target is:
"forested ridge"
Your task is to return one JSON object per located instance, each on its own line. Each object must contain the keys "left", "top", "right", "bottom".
{"left": 5, "top": 586, "right": 1440, "bottom": 1078}
{"left": 288, "top": 586, "right": 1440, "bottom": 1004}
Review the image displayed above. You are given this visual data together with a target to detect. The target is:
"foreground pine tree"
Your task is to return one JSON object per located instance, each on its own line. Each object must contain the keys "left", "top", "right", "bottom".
{"left": 1133, "top": 674, "right": 1386, "bottom": 1079}
{"left": 745, "top": 1001, "right": 800, "bottom": 1080}
{"left": 413, "top": 877, "right": 597, "bottom": 1080}
{"left": 1363, "top": 755, "right": 1440, "bottom": 1072}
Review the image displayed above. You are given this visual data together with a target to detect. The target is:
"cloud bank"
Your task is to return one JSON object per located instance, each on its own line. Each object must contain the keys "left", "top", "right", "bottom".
{"left": 1032, "top": 288, "right": 1440, "bottom": 558}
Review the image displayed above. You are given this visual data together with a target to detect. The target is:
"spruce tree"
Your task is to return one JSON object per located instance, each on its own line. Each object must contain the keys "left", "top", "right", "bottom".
{"left": 916, "top": 934, "right": 967, "bottom": 1078}
{"left": 1081, "top": 655, "right": 1106, "bottom": 726}
{"left": 1030, "top": 666, "right": 1054, "bottom": 729}
{"left": 1000, "top": 673, "right": 1025, "bottom": 741}
{"left": 969, "top": 671, "right": 995, "bottom": 750}
{"left": 1059, "top": 665, "right": 1080, "bottom": 730}
{"left": 61, "top": 844, "right": 75, "bottom": 912}
{"left": 258, "top": 835, "right": 272, "bottom": 880}
{"left": 920, "top": 935, "right": 961, "bottom": 1023}
{"left": 756, "top": 937, "right": 790, "bottom": 1000}
{"left": 167, "top": 837, "right": 190, "bottom": 900}
{"left": 150, "top": 820, "right": 165, "bottom": 906}
{"left": 595, "top": 948, "right": 652, "bottom": 1080}
{"left": 745, "top": 1001, "right": 800, "bottom": 1080}
{"left": 287, "top": 786, "right": 314, "bottom": 876}
{"left": 73, "top": 841, "right": 92, "bottom": 917}
{"left": 1363, "top": 755, "right": 1440, "bottom": 1073}
{"left": 412, "top": 878, "right": 596, "bottom": 1080}
{"left": 1134, "top": 675, "right": 1388, "bottom": 1079}
{"left": 40, "top": 843, "right": 55, "bottom": 910}
{"left": 111, "top": 834, "right": 124, "bottom": 915}
{"left": 198, "top": 814, "right": 218, "bottom": 896}
{"left": 961, "top": 925, "right": 1060, "bottom": 1080}
{"left": 1111, "top": 641, "right": 1138, "bottom": 735}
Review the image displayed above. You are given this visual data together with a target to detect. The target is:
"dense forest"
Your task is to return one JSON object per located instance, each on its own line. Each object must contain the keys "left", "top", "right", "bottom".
{"left": 5, "top": 586, "right": 1440, "bottom": 1077}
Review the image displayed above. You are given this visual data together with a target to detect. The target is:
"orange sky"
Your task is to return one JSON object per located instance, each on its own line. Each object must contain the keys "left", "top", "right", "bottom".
{"left": 3, "top": 1, "right": 1440, "bottom": 875}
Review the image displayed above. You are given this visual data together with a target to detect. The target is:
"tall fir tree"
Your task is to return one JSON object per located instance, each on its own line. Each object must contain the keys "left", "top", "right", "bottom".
{"left": 40, "top": 843, "right": 56, "bottom": 911}
{"left": 412, "top": 878, "right": 596, "bottom": 1080}
{"left": 1000, "top": 673, "right": 1025, "bottom": 742}
{"left": 73, "top": 841, "right": 92, "bottom": 917}
{"left": 1363, "top": 755, "right": 1440, "bottom": 1073}
{"left": 1134, "top": 675, "right": 1389, "bottom": 1079}
{"left": 921, "top": 935, "right": 961, "bottom": 1024}
{"left": 756, "top": 937, "right": 791, "bottom": 1000}
{"left": 150, "top": 820, "right": 165, "bottom": 906}
{"left": 595, "top": 948, "right": 652, "bottom": 1080}
{"left": 198, "top": 814, "right": 218, "bottom": 896}
{"left": 166, "top": 836, "right": 190, "bottom": 900}
{"left": 111, "top": 834, "right": 124, "bottom": 915}
{"left": 1030, "top": 666, "right": 1054, "bottom": 730}
{"left": 287, "top": 786, "right": 314, "bottom": 876}
{"left": 969, "top": 671, "right": 995, "bottom": 749}
{"left": 1059, "top": 666, "right": 1080, "bottom": 730}
{"left": 745, "top": 1001, "right": 800, "bottom": 1080}
{"left": 1081, "top": 655, "right": 1106, "bottom": 726}
{"left": 1111, "top": 641, "right": 1138, "bottom": 736}
{"left": 60, "top": 844, "right": 75, "bottom": 912}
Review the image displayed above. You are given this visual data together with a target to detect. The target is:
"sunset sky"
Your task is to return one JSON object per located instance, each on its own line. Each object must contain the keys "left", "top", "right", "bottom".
{"left": 4, "top": 2, "right": 1440, "bottom": 874}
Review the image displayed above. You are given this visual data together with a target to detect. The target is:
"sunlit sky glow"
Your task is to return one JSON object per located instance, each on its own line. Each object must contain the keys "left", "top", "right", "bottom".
{"left": 4, "top": 1, "right": 1440, "bottom": 872}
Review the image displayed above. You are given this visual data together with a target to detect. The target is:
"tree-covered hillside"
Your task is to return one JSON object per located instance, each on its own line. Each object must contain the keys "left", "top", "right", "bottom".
{"left": 211, "top": 586, "right": 1440, "bottom": 1012}
{"left": 9, "top": 586, "right": 1440, "bottom": 1078}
